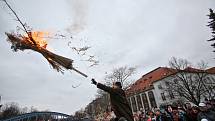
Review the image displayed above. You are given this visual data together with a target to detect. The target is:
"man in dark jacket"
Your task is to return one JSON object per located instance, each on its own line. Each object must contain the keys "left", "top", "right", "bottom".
{"left": 91, "top": 79, "right": 134, "bottom": 121}
{"left": 197, "top": 102, "right": 215, "bottom": 121}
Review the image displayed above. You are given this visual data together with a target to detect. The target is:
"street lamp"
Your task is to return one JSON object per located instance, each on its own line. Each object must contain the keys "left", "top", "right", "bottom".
{"left": 0, "top": 95, "right": 2, "bottom": 111}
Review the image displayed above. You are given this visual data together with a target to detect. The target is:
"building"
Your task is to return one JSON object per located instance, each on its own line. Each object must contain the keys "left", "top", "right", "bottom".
{"left": 126, "top": 67, "right": 215, "bottom": 113}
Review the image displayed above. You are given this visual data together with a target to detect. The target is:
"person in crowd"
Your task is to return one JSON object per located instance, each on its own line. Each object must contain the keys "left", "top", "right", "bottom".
{"left": 171, "top": 103, "right": 186, "bottom": 121}
{"left": 178, "top": 106, "right": 186, "bottom": 121}
{"left": 210, "top": 99, "right": 215, "bottom": 112}
{"left": 155, "top": 105, "right": 172, "bottom": 121}
{"left": 205, "top": 101, "right": 213, "bottom": 111}
{"left": 166, "top": 105, "right": 174, "bottom": 120}
{"left": 200, "top": 119, "right": 208, "bottom": 121}
{"left": 138, "top": 108, "right": 146, "bottom": 121}
{"left": 91, "top": 79, "right": 133, "bottom": 121}
{"left": 103, "top": 105, "right": 116, "bottom": 121}
{"left": 167, "top": 105, "right": 173, "bottom": 114}
{"left": 185, "top": 103, "right": 192, "bottom": 110}
{"left": 197, "top": 102, "right": 215, "bottom": 121}
{"left": 184, "top": 103, "right": 192, "bottom": 121}
{"left": 189, "top": 106, "right": 199, "bottom": 121}
{"left": 146, "top": 110, "right": 155, "bottom": 121}
{"left": 155, "top": 109, "right": 168, "bottom": 121}
{"left": 133, "top": 113, "right": 139, "bottom": 121}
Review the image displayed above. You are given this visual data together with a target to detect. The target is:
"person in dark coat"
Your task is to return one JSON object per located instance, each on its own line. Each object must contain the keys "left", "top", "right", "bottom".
{"left": 197, "top": 102, "right": 215, "bottom": 121}
{"left": 189, "top": 106, "right": 199, "bottom": 121}
{"left": 91, "top": 79, "right": 134, "bottom": 121}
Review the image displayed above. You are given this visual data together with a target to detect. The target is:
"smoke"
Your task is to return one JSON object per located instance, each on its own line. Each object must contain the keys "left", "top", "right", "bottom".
{"left": 66, "top": 0, "right": 89, "bottom": 34}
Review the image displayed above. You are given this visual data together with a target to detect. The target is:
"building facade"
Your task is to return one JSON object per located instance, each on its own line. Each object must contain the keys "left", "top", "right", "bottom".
{"left": 126, "top": 67, "right": 215, "bottom": 113}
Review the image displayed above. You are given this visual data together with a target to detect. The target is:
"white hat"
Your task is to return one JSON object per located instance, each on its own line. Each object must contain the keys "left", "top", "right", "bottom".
{"left": 201, "top": 119, "right": 208, "bottom": 121}
{"left": 199, "top": 102, "right": 206, "bottom": 107}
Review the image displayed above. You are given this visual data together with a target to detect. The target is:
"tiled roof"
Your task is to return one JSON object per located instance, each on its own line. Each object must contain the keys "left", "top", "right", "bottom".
{"left": 206, "top": 67, "right": 215, "bottom": 73}
{"left": 183, "top": 67, "right": 204, "bottom": 72}
{"left": 126, "top": 67, "right": 174, "bottom": 95}
{"left": 182, "top": 67, "right": 215, "bottom": 74}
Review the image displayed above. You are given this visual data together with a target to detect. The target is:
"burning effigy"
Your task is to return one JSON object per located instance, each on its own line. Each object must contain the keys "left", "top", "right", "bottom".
{"left": 3, "top": 0, "right": 88, "bottom": 78}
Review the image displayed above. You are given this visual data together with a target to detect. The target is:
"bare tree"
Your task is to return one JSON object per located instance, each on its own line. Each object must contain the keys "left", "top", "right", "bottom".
{"left": 165, "top": 57, "right": 215, "bottom": 105}
{"left": 104, "top": 66, "right": 136, "bottom": 89}
{"left": 94, "top": 89, "right": 110, "bottom": 113}
{"left": 207, "top": 8, "right": 215, "bottom": 52}
{"left": 0, "top": 102, "right": 21, "bottom": 120}
{"left": 74, "top": 108, "right": 87, "bottom": 119}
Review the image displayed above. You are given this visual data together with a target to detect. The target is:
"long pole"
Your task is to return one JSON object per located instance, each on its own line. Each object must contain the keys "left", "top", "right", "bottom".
{"left": 71, "top": 67, "right": 88, "bottom": 78}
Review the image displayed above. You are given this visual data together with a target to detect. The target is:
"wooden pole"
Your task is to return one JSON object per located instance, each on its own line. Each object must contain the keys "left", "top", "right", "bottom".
{"left": 70, "top": 67, "right": 88, "bottom": 78}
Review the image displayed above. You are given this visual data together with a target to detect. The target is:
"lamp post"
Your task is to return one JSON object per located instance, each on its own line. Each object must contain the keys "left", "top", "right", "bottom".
{"left": 0, "top": 95, "right": 2, "bottom": 110}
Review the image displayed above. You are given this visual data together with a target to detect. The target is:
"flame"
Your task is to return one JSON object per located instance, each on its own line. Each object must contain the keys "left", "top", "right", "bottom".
{"left": 25, "top": 31, "right": 49, "bottom": 48}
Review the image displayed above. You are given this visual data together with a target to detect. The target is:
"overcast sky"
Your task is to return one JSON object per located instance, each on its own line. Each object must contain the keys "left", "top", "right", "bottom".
{"left": 0, "top": 0, "right": 215, "bottom": 114}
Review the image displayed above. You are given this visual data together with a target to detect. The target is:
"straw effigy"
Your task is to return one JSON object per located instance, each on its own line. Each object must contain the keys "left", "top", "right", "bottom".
{"left": 5, "top": 32, "right": 88, "bottom": 77}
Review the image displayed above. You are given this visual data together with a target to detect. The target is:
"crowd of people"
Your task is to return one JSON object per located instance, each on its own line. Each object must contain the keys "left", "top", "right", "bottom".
{"left": 132, "top": 100, "right": 215, "bottom": 121}
{"left": 91, "top": 80, "right": 215, "bottom": 121}
{"left": 97, "top": 100, "right": 215, "bottom": 121}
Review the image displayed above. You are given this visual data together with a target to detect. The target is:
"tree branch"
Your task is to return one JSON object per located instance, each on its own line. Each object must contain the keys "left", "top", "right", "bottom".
{"left": 2, "top": 0, "right": 36, "bottom": 45}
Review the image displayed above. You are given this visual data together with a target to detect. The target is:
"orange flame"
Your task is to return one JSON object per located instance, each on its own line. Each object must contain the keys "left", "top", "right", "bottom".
{"left": 25, "top": 31, "right": 49, "bottom": 48}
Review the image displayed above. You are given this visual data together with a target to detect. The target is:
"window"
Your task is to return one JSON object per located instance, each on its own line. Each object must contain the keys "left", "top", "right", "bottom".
{"left": 206, "top": 77, "right": 212, "bottom": 84}
{"left": 131, "top": 96, "right": 137, "bottom": 112}
{"left": 161, "top": 93, "right": 166, "bottom": 101}
{"left": 207, "top": 77, "right": 211, "bottom": 80}
{"left": 169, "top": 91, "right": 175, "bottom": 99}
{"left": 141, "top": 93, "right": 149, "bottom": 111}
{"left": 136, "top": 95, "right": 143, "bottom": 110}
{"left": 173, "top": 78, "right": 179, "bottom": 83}
{"left": 165, "top": 81, "right": 170, "bottom": 86}
{"left": 158, "top": 84, "right": 163, "bottom": 89}
{"left": 148, "top": 91, "right": 157, "bottom": 108}
{"left": 178, "top": 92, "right": 183, "bottom": 97}
{"left": 127, "top": 98, "right": 132, "bottom": 109}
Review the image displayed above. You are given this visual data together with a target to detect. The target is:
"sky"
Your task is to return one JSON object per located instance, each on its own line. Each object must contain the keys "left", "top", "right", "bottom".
{"left": 0, "top": 0, "right": 215, "bottom": 115}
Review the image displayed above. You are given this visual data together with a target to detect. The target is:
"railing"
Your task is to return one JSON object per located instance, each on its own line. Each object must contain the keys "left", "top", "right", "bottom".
{"left": 0, "top": 111, "right": 79, "bottom": 121}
